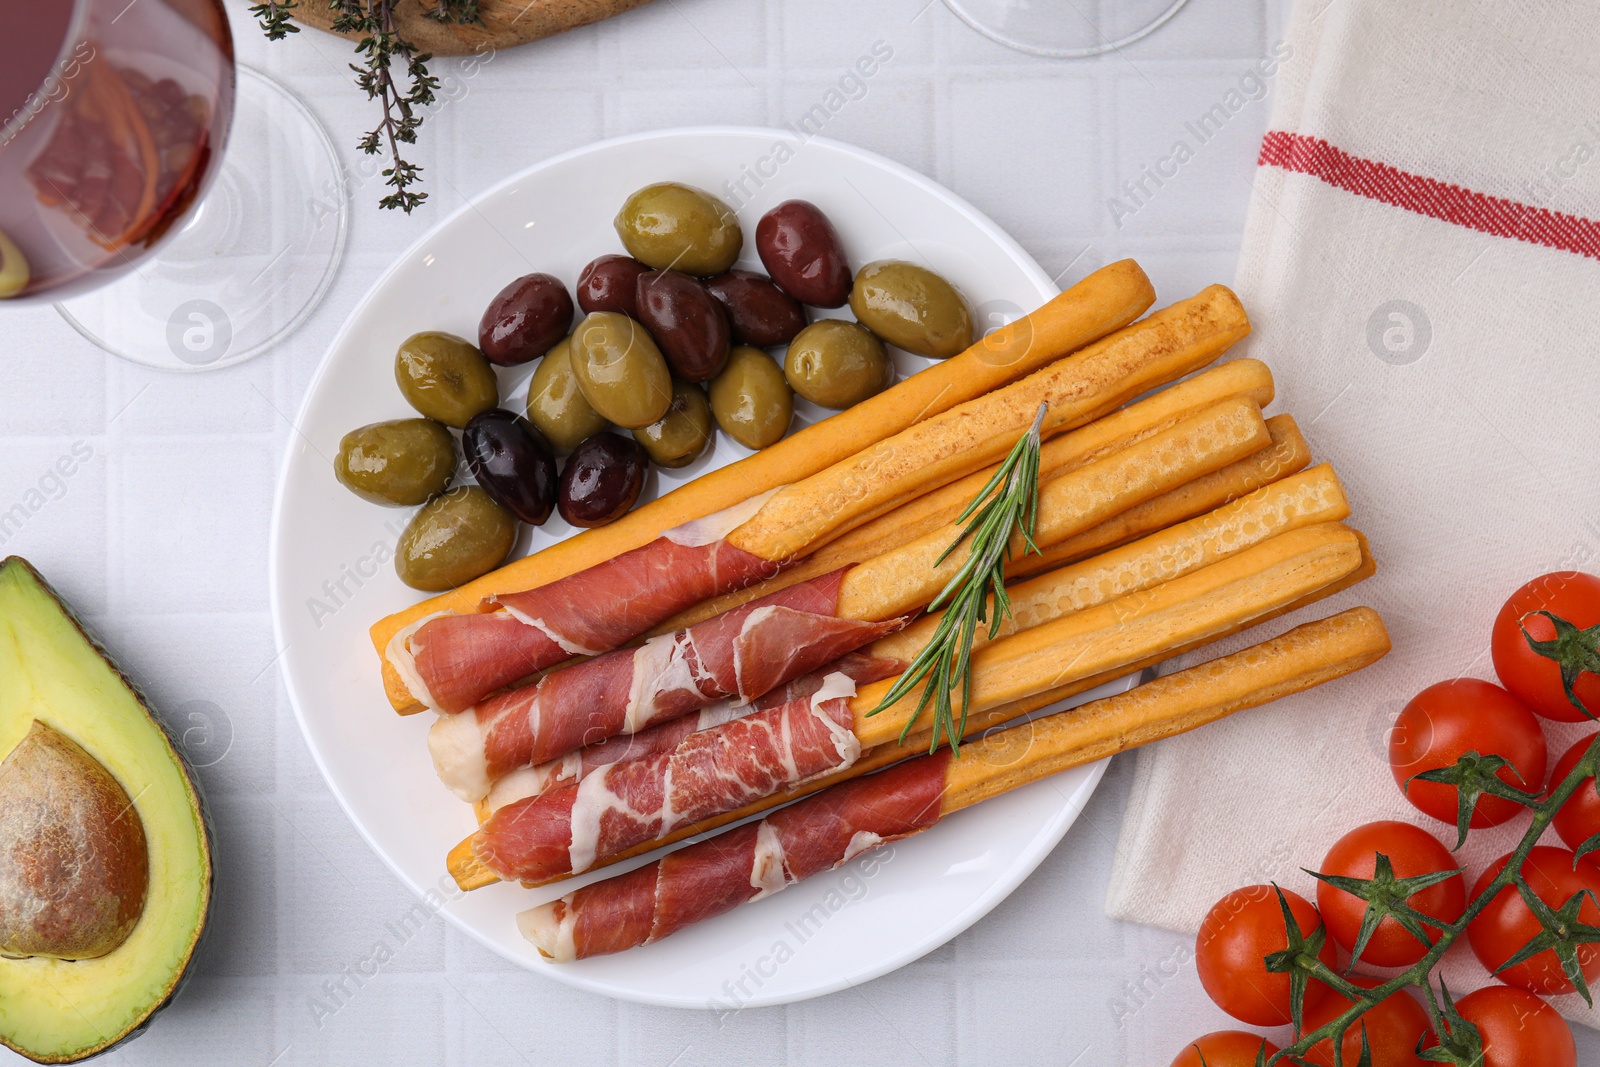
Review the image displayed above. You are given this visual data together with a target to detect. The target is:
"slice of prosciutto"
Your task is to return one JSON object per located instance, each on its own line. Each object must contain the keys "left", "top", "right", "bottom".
{"left": 396, "top": 533, "right": 783, "bottom": 714}
{"left": 484, "top": 652, "right": 907, "bottom": 812}
{"left": 428, "top": 570, "right": 906, "bottom": 802}
{"left": 472, "top": 673, "right": 866, "bottom": 884}
{"left": 517, "top": 751, "right": 951, "bottom": 961}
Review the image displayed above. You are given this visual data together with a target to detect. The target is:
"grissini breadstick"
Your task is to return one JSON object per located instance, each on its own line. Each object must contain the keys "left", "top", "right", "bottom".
{"left": 872, "top": 463, "right": 1350, "bottom": 661}
{"left": 650, "top": 358, "right": 1277, "bottom": 636}
{"left": 660, "top": 408, "right": 1309, "bottom": 637}
{"left": 449, "top": 522, "right": 1362, "bottom": 888}
{"left": 493, "top": 529, "right": 1377, "bottom": 879}
{"left": 1034, "top": 416, "right": 1309, "bottom": 571}
{"left": 517, "top": 607, "right": 1392, "bottom": 962}
{"left": 391, "top": 285, "right": 1251, "bottom": 715}
{"left": 370, "top": 261, "right": 1158, "bottom": 712}
{"left": 943, "top": 607, "right": 1391, "bottom": 804}
{"left": 477, "top": 465, "right": 1351, "bottom": 815}
{"left": 830, "top": 396, "right": 1269, "bottom": 623}
{"left": 426, "top": 397, "right": 1270, "bottom": 801}
{"left": 727, "top": 284, "right": 1251, "bottom": 563}
{"left": 847, "top": 522, "right": 1362, "bottom": 748}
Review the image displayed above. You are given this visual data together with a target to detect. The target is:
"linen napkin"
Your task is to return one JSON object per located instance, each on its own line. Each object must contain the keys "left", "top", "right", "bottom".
{"left": 1104, "top": 0, "right": 1600, "bottom": 1028}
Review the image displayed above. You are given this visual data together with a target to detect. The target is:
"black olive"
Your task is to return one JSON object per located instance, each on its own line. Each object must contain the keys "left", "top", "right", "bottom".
{"left": 635, "top": 270, "right": 731, "bottom": 382}
{"left": 703, "top": 269, "right": 807, "bottom": 347}
{"left": 478, "top": 273, "right": 574, "bottom": 366}
{"left": 462, "top": 409, "right": 557, "bottom": 525}
{"left": 557, "top": 432, "right": 647, "bottom": 528}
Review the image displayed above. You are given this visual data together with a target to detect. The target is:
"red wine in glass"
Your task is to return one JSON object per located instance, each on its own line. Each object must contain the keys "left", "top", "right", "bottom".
{"left": 0, "top": 0, "right": 234, "bottom": 303}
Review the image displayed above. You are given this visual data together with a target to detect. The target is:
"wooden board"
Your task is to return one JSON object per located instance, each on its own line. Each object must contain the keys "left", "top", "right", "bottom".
{"left": 290, "top": 0, "right": 656, "bottom": 56}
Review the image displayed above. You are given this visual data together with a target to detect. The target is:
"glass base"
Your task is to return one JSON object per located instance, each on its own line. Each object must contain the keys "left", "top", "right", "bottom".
{"left": 54, "top": 66, "right": 347, "bottom": 371}
{"left": 942, "top": 0, "right": 1192, "bottom": 59}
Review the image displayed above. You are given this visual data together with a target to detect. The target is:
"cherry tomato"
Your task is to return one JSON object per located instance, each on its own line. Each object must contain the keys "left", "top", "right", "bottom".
{"left": 1315, "top": 821, "right": 1466, "bottom": 967}
{"left": 1548, "top": 734, "right": 1600, "bottom": 851}
{"left": 1299, "top": 976, "right": 1431, "bottom": 1067}
{"left": 1422, "top": 985, "right": 1575, "bottom": 1067}
{"left": 1168, "top": 1031, "right": 1280, "bottom": 1067}
{"left": 1467, "top": 846, "right": 1600, "bottom": 995}
{"left": 1388, "top": 678, "right": 1547, "bottom": 829}
{"left": 1195, "top": 886, "right": 1337, "bottom": 1026}
{"left": 1491, "top": 571, "right": 1600, "bottom": 722}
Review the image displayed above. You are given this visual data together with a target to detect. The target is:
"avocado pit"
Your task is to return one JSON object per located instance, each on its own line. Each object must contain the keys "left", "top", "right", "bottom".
{"left": 0, "top": 720, "right": 149, "bottom": 960}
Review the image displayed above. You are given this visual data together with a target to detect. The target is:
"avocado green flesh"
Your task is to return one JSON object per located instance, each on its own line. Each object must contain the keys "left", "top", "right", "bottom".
{"left": 0, "top": 558, "right": 212, "bottom": 1064}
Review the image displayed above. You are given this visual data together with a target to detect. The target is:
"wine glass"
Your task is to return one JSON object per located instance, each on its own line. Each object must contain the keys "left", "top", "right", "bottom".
{"left": 0, "top": 0, "right": 346, "bottom": 370}
{"left": 941, "top": 0, "right": 1193, "bottom": 58}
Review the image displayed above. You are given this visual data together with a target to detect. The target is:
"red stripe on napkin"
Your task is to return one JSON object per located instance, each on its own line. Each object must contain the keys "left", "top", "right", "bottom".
{"left": 1258, "top": 130, "right": 1600, "bottom": 261}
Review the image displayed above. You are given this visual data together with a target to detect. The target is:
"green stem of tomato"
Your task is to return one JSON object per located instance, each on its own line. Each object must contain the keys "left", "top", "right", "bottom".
{"left": 1267, "top": 731, "right": 1600, "bottom": 1066}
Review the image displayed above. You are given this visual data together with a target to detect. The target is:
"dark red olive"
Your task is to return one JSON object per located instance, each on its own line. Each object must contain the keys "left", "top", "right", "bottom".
{"left": 754, "top": 200, "right": 852, "bottom": 308}
{"left": 577, "top": 255, "right": 649, "bottom": 319}
{"left": 462, "top": 409, "right": 556, "bottom": 525}
{"left": 478, "top": 273, "right": 574, "bottom": 366}
{"left": 702, "top": 269, "right": 806, "bottom": 348}
{"left": 557, "top": 431, "right": 647, "bottom": 528}
{"left": 634, "top": 270, "right": 731, "bottom": 382}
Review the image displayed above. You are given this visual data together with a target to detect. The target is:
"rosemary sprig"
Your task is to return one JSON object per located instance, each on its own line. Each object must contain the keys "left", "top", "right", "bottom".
{"left": 864, "top": 403, "right": 1047, "bottom": 756}
{"left": 254, "top": 0, "right": 480, "bottom": 212}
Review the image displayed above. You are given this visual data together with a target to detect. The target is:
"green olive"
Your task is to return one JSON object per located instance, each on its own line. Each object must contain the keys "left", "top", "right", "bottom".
{"left": 334, "top": 418, "right": 457, "bottom": 506}
{"left": 570, "top": 312, "right": 673, "bottom": 429}
{"left": 633, "top": 381, "right": 713, "bottom": 468}
{"left": 395, "top": 331, "right": 499, "bottom": 428}
{"left": 525, "top": 334, "right": 608, "bottom": 451}
{"left": 709, "top": 346, "right": 792, "bottom": 450}
{"left": 783, "top": 319, "right": 893, "bottom": 409}
{"left": 614, "top": 182, "right": 742, "bottom": 276}
{"left": 394, "top": 486, "right": 517, "bottom": 591}
{"left": 848, "top": 260, "right": 974, "bottom": 360}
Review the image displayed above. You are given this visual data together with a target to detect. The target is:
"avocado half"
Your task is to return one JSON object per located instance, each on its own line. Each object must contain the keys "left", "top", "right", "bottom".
{"left": 0, "top": 558, "right": 213, "bottom": 1063}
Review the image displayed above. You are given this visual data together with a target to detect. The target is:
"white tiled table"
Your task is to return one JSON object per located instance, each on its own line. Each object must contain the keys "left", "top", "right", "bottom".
{"left": 8, "top": 1, "right": 1597, "bottom": 1063}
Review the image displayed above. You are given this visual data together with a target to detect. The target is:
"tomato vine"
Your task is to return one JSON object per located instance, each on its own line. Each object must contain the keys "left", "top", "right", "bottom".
{"left": 1260, "top": 613, "right": 1600, "bottom": 1066}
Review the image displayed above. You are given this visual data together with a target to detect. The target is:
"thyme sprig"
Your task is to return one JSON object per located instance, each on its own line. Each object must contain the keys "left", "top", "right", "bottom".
{"left": 1260, "top": 619, "right": 1600, "bottom": 1066}
{"left": 864, "top": 403, "right": 1047, "bottom": 756}
{"left": 249, "top": 0, "right": 299, "bottom": 40}
{"left": 253, "top": 0, "right": 480, "bottom": 212}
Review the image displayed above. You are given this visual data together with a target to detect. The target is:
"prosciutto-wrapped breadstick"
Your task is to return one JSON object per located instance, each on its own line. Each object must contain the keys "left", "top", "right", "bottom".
{"left": 652, "top": 358, "right": 1278, "bottom": 635}
{"left": 449, "top": 522, "right": 1366, "bottom": 889}
{"left": 517, "top": 607, "right": 1391, "bottom": 961}
{"left": 388, "top": 284, "right": 1252, "bottom": 714}
{"left": 427, "top": 397, "right": 1272, "bottom": 801}
{"left": 534, "top": 527, "right": 1376, "bottom": 884}
{"left": 480, "top": 652, "right": 907, "bottom": 816}
{"left": 427, "top": 571, "right": 907, "bottom": 803}
{"left": 478, "top": 463, "right": 1350, "bottom": 814}
{"left": 372, "top": 260, "right": 1159, "bottom": 712}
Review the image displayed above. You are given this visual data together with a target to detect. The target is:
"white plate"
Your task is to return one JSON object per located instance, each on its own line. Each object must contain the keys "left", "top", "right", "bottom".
{"left": 270, "top": 127, "right": 1130, "bottom": 1008}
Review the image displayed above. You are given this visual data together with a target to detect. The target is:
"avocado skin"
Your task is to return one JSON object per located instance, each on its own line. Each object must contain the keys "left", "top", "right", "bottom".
{"left": 0, "top": 557, "right": 215, "bottom": 1064}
